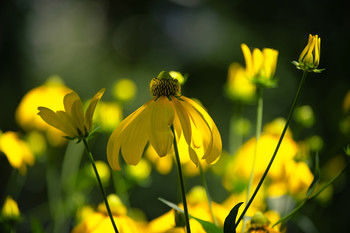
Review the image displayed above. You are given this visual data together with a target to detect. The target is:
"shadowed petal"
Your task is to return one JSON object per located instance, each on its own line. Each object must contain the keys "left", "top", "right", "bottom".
{"left": 172, "top": 98, "right": 192, "bottom": 146}
{"left": 38, "top": 107, "right": 76, "bottom": 137}
{"left": 64, "top": 92, "right": 85, "bottom": 135}
{"left": 148, "top": 96, "right": 174, "bottom": 157}
{"left": 85, "top": 88, "right": 105, "bottom": 133}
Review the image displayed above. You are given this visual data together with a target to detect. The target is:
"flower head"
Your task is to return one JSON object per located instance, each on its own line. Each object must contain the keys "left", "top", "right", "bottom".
{"left": 241, "top": 44, "right": 279, "bottom": 88}
{"left": 293, "top": 34, "right": 324, "bottom": 72}
{"left": 37, "top": 88, "right": 105, "bottom": 141}
{"left": 107, "top": 71, "right": 222, "bottom": 170}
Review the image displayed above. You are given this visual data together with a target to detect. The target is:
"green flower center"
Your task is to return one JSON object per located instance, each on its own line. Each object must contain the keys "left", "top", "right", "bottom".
{"left": 150, "top": 71, "right": 181, "bottom": 97}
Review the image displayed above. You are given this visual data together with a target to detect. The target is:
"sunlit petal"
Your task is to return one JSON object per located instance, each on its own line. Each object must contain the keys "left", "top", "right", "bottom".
{"left": 148, "top": 96, "right": 174, "bottom": 157}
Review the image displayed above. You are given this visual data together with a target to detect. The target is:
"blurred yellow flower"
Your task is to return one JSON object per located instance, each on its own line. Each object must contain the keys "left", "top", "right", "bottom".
{"left": 343, "top": 90, "right": 350, "bottom": 113}
{"left": 0, "top": 131, "right": 34, "bottom": 174}
{"left": 38, "top": 88, "right": 105, "bottom": 140}
{"left": 113, "top": 78, "right": 137, "bottom": 102}
{"left": 72, "top": 195, "right": 142, "bottom": 233}
{"left": 93, "top": 101, "right": 123, "bottom": 132}
{"left": 16, "top": 76, "right": 72, "bottom": 146}
{"left": 225, "top": 62, "right": 256, "bottom": 102}
{"left": 107, "top": 71, "right": 222, "bottom": 170}
{"left": 86, "top": 160, "right": 111, "bottom": 185}
{"left": 244, "top": 211, "right": 281, "bottom": 233}
{"left": 125, "top": 158, "right": 152, "bottom": 181}
{"left": 241, "top": 44, "right": 278, "bottom": 88}
{"left": 147, "top": 186, "right": 227, "bottom": 233}
{"left": 1, "top": 196, "right": 20, "bottom": 219}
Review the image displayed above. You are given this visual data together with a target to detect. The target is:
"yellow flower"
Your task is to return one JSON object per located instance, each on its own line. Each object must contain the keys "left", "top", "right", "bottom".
{"left": 93, "top": 101, "right": 123, "bottom": 132}
{"left": 293, "top": 34, "right": 323, "bottom": 72}
{"left": 241, "top": 43, "right": 278, "bottom": 88}
{"left": 72, "top": 194, "right": 142, "bottom": 233}
{"left": 113, "top": 78, "right": 137, "bottom": 102}
{"left": 225, "top": 62, "right": 256, "bottom": 102}
{"left": 1, "top": 196, "right": 20, "bottom": 219}
{"left": 244, "top": 211, "right": 281, "bottom": 233}
{"left": 37, "top": 88, "right": 105, "bottom": 140}
{"left": 0, "top": 131, "right": 35, "bottom": 174}
{"left": 107, "top": 71, "right": 222, "bottom": 170}
{"left": 15, "top": 76, "right": 72, "bottom": 146}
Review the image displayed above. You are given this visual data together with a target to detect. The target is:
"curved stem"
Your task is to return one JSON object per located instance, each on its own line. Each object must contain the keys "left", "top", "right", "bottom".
{"left": 82, "top": 139, "right": 119, "bottom": 233}
{"left": 171, "top": 125, "right": 191, "bottom": 233}
{"left": 243, "top": 87, "right": 263, "bottom": 232}
{"left": 236, "top": 71, "right": 308, "bottom": 227}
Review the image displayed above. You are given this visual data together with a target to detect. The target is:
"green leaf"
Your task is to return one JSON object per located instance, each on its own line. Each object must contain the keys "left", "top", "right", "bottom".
{"left": 224, "top": 202, "right": 243, "bottom": 233}
{"left": 306, "top": 153, "right": 320, "bottom": 198}
{"left": 159, "top": 197, "right": 223, "bottom": 233}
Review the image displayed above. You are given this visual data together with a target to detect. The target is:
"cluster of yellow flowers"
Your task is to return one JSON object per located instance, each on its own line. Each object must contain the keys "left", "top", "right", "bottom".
{"left": 3, "top": 34, "right": 346, "bottom": 233}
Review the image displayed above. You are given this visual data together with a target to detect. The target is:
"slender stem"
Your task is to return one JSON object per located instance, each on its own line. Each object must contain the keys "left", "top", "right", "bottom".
{"left": 243, "top": 87, "right": 263, "bottom": 232}
{"left": 82, "top": 139, "right": 119, "bottom": 233}
{"left": 198, "top": 162, "right": 217, "bottom": 225}
{"left": 171, "top": 125, "right": 191, "bottom": 233}
{"left": 236, "top": 71, "right": 308, "bottom": 227}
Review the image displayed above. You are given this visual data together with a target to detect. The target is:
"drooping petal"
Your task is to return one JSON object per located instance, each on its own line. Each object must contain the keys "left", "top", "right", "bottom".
{"left": 107, "top": 99, "right": 153, "bottom": 170}
{"left": 241, "top": 43, "right": 253, "bottom": 77}
{"left": 148, "top": 96, "right": 174, "bottom": 157}
{"left": 182, "top": 97, "right": 222, "bottom": 164}
{"left": 171, "top": 98, "right": 192, "bottom": 145}
{"left": 84, "top": 88, "right": 105, "bottom": 133}
{"left": 64, "top": 92, "right": 85, "bottom": 135}
{"left": 37, "top": 107, "right": 76, "bottom": 137}
{"left": 188, "top": 146, "right": 199, "bottom": 167}
{"left": 121, "top": 103, "right": 151, "bottom": 165}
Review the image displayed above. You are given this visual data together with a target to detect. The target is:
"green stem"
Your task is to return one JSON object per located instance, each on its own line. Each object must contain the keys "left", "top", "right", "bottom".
{"left": 272, "top": 162, "right": 349, "bottom": 227}
{"left": 243, "top": 87, "right": 263, "bottom": 232}
{"left": 198, "top": 162, "right": 217, "bottom": 225}
{"left": 82, "top": 139, "right": 119, "bottom": 233}
{"left": 236, "top": 71, "right": 308, "bottom": 227}
{"left": 171, "top": 125, "right": 191, "bottom": 233}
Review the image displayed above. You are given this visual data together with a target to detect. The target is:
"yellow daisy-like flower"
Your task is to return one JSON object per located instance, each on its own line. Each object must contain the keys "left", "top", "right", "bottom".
{"left": 241, "top": 43, "right": 278, "bottom": 88}
{"left": 37, "top": 88, "right": 105, "bottom": 140}
{"left": 107, "top": 71, "right": 222, "bottom": 170}
{"left": 0, "top": 131, "right": 35, "bottom": 174}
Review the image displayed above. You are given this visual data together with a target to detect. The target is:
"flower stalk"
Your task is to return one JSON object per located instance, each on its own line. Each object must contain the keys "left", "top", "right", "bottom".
{"left": 171, "top": 125, "right": 191, "bottom": 233}
{"left": 236, "top": 71, "right": 308, "bottom": 227}
{"left": 243, "top": 87, "right": 263, "bottom": 232}
{"left": 82, "top": 138, "right": 119, "bottom": 233}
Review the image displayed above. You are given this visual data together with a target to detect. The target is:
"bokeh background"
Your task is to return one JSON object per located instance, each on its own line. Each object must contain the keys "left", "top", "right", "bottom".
{"left": 1, "top": 0, "right": 350, "bottom": 232}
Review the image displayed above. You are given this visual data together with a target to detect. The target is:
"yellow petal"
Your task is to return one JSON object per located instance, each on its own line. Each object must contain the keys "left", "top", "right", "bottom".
{"left": 188, "top": 146, "right": 199, "bottom": 167}
{"left": 148, "top": 96, "right": 174, "bottom": 157}
{"left": 85, "top": 88, "right": 105, "bottom": 133}
{"left": 241, "top": 43, "right": 253, "bottom": 77}
{"left": 64, "top": 92, "right": 85, "bottom": 135}
{"left": 37, "top": 107, "right": 76, "bottom": 137}
{"left": 182, "top": 97, "right": 222, "bottom": 164}
{"left": 107, "top": 99, "right": 153, "bottom": 170}
{"left": 252, "top": 48, "right": 263, "bottom": 77}
{"left": 172, "top": 98, "right": 192, "bottom": 145}
{"left": 262, "top": 48, "right": 278, "bottom": 78}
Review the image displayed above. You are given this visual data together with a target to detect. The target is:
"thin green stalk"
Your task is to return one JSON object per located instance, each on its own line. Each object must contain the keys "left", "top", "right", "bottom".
{"left": 171, "top": 125, "right": 191, "bottom": 233}
{"left": 236, "top": 71, "right": 308, "bottom": 227}
{"left": 198, "top": 162, "right": 217, "bottom": 225}
{"left": 243, "top": 87, "right": 263, "bottom": 232}
{"left": 272, "top": 162, "right": 349, "bottom": 228}
{"left": 82, "top": 139, "right": 119, "bottom": 233}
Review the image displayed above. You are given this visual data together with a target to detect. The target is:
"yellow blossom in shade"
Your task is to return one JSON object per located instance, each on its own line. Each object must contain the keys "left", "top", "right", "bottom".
{"left": 15, "top": 76, "right": 72, "bottom": 146}
{"left": 241, "top": 43, "right": 278, "bottom": 88}
{"left": 72, "top": 194, "right": 143, "bottom": 233}
{"left": 1, "top": 196, "right": 20, "bottom": 219}
{"left": 93, "top": 101, "right": 123, "bottom": 132}
{"left": 113, "top": 78, "right": 137, "bottom": 102}
{"left": 225, "top": 63, "right": 256, "bottom": 102}
{"left": 38, "top": 88, "right": 105, "bottom": 140}
{"left": 107, "top": 71, "right": 222, "bottom": 170}
{"left": 0, "top": 131, "right": 35, "bottom": 174}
